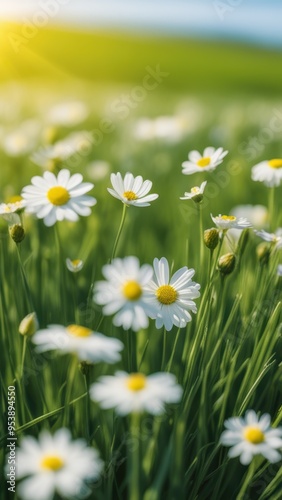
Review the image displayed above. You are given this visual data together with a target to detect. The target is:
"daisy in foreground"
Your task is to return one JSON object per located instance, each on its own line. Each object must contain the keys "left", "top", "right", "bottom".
{"left": 180, "top": 180, "right": 207, "bottom": 203}
{"left": 220, "top": 410, "right": 282, "bottom": 465}
{"left": 144, "top": 257, "right": 200, "bottom": 331}
{"left": 32, "top": 324, "right": 123, "bottom": 363}
{"left": 14, "top": 428, "right": 103, "bottom": 500}
{"left": 182, "top": 146, "right": 228, "bottom": 175}
{"left": 251, "top": 158, "right": 282, "bottom": 187}
{"left": 94, "top": 256, "right": 154, "bottom": 331}
{"left": 21, "top": 169, "right": 96, "bottom": 226}
{"left": 107, "top": 172, "right": 159, "bottom": 206}
{"left": 90, "top": 371, "right": 183, "bottom": 415}
{"left": 211, "top": 214, "right": 252, "bottom": 231}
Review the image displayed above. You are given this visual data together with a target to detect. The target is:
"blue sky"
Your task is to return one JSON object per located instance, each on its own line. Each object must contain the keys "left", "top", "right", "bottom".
{"left": 0, "top": 0, "right": 281, "bottom": 48}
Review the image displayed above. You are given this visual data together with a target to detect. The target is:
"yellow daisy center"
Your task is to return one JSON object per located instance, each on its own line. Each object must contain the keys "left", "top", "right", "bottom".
{"left": 6, "top": 195, "right": 22, "bottom": 203}
{"left": 197, "top": 156, "right": 211, "bottom": 167}
{"left": 123, "top": 281, "right": 142, "bottom": 300}
{"left": 41, "top": 454, "right": 64, "bottom": 471}
{"left": 67, "top": 324, "right": 92, "bottom": 337}
{"left": 191, "top": 187, "right": 200, "bottom": 194}
{"left": 71, "top": 259, "right": 81, "bottom": 266}
{"left": 268, "top": 158, "right": 282, "bottom": 169}
{"left": 127, "top": 373, "right": 147, "bottom": 391}
{"left": 156, "top": 285, "right": 178, "bottom": 305}
{"left": 47, "top": 186, "right": 70, "bottom": 206}
{"left": 243, "top": 426, "right": 265, "bottom": 444}
{"left": 220, "top": 215, "right": 236, "bottom": 221}
{"left": 123, "top": 190, "right": 137, "bottom": 201}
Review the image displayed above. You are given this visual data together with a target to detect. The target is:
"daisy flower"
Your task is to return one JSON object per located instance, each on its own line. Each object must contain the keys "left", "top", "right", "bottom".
{"left": 32, "top": 324, "right": 123, "bottom": 363}
{"left": 182, "top": 147, "right": 228, "bottom": 175}
{"left": 21, "top": 169, "right": 96, "bottom": 227}
{"left": 251, "top": 158, "right": 282, "bottom": 187}
{"left": 144, "top": 257, "right": 200, "bottom": 331}
{"left": 66, "top": 258, "right": 84, "bottom": 273}
{"left": 211, "top": 214, "right": 252, "bottom": 231}
{"left": 94, "top": 256, "right": 154, "bottom": 331}
{"left": 14, "top": 428, "right": 103, "bottom": 500}
{"left": 180, "top": 181, "right": 207, "bottom": 203}
{"left": 277, "top": 264, "right": 282, "bottom": 276}
{"left": 90, "top": 371, "right": 183, "bottom": 415}
{"left": 0, "top": 200, "right": 25, "bottom": 224}
{"left": 107, "top": 172, "right": 159, "bottom": 207}
{"left": 254, "top": 228, "right": 282, "bottom": 249}
{"left": 31, "top": 132, "right": 92, "bottom": 171}
{"left": 220, "top": 410, "right": 282, "bottom": 465}
{"left": 47, "top": 101, "right": 88, "bottom": 126}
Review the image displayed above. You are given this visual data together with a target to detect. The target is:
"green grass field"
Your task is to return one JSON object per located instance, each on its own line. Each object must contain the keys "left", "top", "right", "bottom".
{"left": 0, "top": 24, "right": 282, "bottom": 500}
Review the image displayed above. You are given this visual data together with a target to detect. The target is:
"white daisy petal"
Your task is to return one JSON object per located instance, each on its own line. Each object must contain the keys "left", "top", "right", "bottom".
{"left": 220, "top": 410, "right": 282, "bottom": 465}
{"left": 21, "top": 169, "right": 96, "bottom": 226}
{"left": 108, "top": 172, "right": 158, "bottom": 207}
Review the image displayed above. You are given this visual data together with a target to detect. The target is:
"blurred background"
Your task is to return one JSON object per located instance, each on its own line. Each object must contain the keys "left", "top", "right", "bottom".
{"left": 0, "top": 0, "right": 281, "bottom": 230}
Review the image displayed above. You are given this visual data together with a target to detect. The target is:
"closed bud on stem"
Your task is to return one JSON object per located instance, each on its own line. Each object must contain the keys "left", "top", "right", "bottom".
{"left": 204, "top": 228, "right": 219, "bottom": 250}
{"left": 256, "top": 242, "right": 271, "bottom": 266}
{"left": 79, "top": 361, "right": 91, "bottom": 376}
{"left": 218, "top": 253, "right": 236, "bottom": 276}
{"left": 19, "top": 312, "right": 38, "bottom": 337}
{"left": 9, "top": 223, "right": 25, "bottom": 243}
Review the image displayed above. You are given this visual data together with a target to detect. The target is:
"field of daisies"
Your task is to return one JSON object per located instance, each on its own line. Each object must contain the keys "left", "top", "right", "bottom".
{"left": 0, "top": 73, "right": 282, "bottom": 500}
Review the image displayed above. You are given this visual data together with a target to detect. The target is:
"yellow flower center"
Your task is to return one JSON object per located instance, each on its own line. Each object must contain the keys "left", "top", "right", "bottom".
{"left": 220, "top": 215, "right": 236, "bottom": 221}
{"left": 67, "top": 324, "right": 92, "bottom": 337}
{"left": 127, "top": 373, "right": 147, "bottom": 391}
{"left": 156, "top": 285, "right": 178, "bottom": 305}
{"left": 6, "top": 195, "right": 22, "bottom": 203}
{"left": 268, "top": 158, "right": 282, "bottom": 169}
{"left": 191, "top": 187, "right": 200, "bottom": 194}
{"left": 41, "top": 455, "right": 64, "bottom": 471}
{"left": 47, "top": 186, "right": 70, "bottom": 206}
{"left": 123, "top": 191, "right": 137, "bottom": 201}
{"left": 243, "top": 427, "right": 265, "bottom": 444}
{"left": 71, "top": 259, "right": 81, "bottom": 266}
{"left": 123, "top": 281, "right": 142, "bottom": 300}
{"left": 197, "top": 156, "right": 211, "bottom": 167}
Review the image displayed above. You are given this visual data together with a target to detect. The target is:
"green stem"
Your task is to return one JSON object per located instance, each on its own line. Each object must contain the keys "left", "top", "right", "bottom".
{"left": 268, "top": 187, "right": 275, "bottom": 232}
{"left": 166, "top": 328, "right": 181, "bottom": 372}
{"left": 16, "top": 245, "right": 34, "bottom": 310}
{"left": 63, "top": 357, "right": 78, "bottom": 426}
{"left": 129, "top": 412, "right": 141, "bottom": 500}
{"left": 83, "top": 373, "right": 90, "bottom": 442}
{"left": 198, "top": 203, "right": 204, "bottom": 279}
{"left": 111, "top": 203, "right": 127, "bottom": 261}
{"left": 20, "top": 336, "right": 27, "bottom": 380}
{"left": 161, "top": 327, "right": 167, "bottom": 370}
{"left": 236, "top": 460, "right": 256, "bottom": 500}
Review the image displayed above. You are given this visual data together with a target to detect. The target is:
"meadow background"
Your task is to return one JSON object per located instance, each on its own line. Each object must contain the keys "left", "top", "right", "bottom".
{"left": 0, "top": 1, "right": 282, "bottom": 499}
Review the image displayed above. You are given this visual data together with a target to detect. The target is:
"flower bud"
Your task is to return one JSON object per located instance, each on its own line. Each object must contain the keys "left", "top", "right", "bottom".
{"left": 218, "top": 253, "right": 236, "bottom": 276}
{"left": 204, "top": 228, "right": 219, "bottom": 250}
{"left": 9, "top": 223, "right": 25, "bottom": 243}
{"left": 79, "top": 361, "right": 91, "bottom": 376}
{"left": 256, "top": 242, "right": 271, "bottom": 266}
{"left": 19, "top": 312, "right": 39, "bottom": 337}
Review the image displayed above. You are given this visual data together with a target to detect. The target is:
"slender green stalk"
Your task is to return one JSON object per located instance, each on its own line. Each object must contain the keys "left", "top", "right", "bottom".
{"left": 161, "top": 327, "right": 167, "bottom": 370}
{"left": 83, "top": 372, "right": 90, "bottom": 442}
{"left": 63, "top": 357, "right": 78, "bottom": 426}
{"left": 236, "top": 460, "right": 256, "bottom": 500}
{"left": 111, "top": 203, "right": 127, "bottom": 261}
{"left": 166, "top": 328, "right": 181, "bottom": 372}
{"left": 129, "top": 412, "right": 141, "bottom": 500}
{"left": 16, "top": 244, "right": 34, "bottom": 310}
{"left": 20, "top": 336, "right": 27, "bottom": 380}
{"left": 198, "top": 203, "right": 205, "bottom": 279}
{"left": 268, "top": 187, "right": 275, "bottom": 231}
